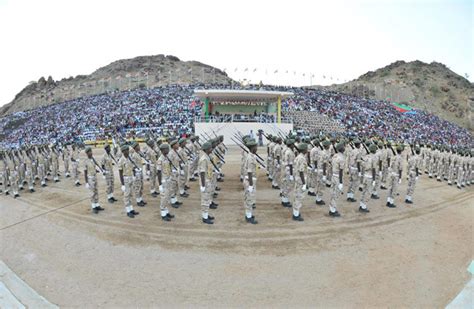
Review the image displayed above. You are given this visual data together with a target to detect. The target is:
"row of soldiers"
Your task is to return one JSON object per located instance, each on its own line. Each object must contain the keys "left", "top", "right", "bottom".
{"left": 237, "top": 133, "right": 473, "bottom": 222}
{"left": 0, "top": 134, "right": 228, "bottom": 224}
{"left": 83, "top": 134, "right": 226, "bottom": 222}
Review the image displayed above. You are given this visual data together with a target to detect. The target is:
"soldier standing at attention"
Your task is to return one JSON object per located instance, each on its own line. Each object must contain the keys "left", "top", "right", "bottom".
{"left": 177, "top": 138, "right": 190, "bottom": 198}
{"left": 293, "top": 142, "right": 308, "bottom": 221}
{"left": 386, "top": 145, "right": 403, "bottom": 208}
{"left": 405, "top": 146, "right": 421, "bottom": 204}
{"left": 168, "top": 139, "right": 183, "bottom": 208}
{"left": 329, "top": 142, "right": 346, "bottom": 217}
{"left": 311, "top": 138, "right": 326, "bottom": 205}
{"left": 199, "top": 142, "right": 215, "bottom": 224}
{"left": 157, "top": 143, "right": 175, "bottom": 222}
{"left": 131, "top": 141, "right": 147, "bottom": 207}
{"left": 371, "top": 141, "right": 384, "bottom": 200}
{"left": 346, "top": 139, "right": 362, "bottom": 202}
{"left": 243, "top": 139, "right": 258, "bottom": 224}
{"left": 281, "top": 139, "right": 295, "bottom": 208}
{"left": 71, "top": 144, "right": 81, "bottom": 186}
{"left": 272, "top": 137, "right": 282, "bottom": 190}
{"left": 63, "top": 144, "right": 71, "bottom": 178}
{"left": 267, "top": 136, "right": 275, "bottom": 182}
{"left": 101, "top": 143, "right": 118, "bottom": 203}
{"left": 8, "top": 153, "right": 20, "bottom": 198}
{"left": 118, "top": 145, "right": 140, "bottom": 218}
{"left": 359, "top": 144, "right": 377, "bottom": 213}
{"left": 144, "top": 139, "right": 159, "bottom": 197}
{"left": 84, "top": 147, "right": 104, "bottom": 214}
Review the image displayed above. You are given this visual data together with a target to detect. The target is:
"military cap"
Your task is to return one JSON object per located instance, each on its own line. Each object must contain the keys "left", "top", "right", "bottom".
{"left": 296, "top": 142, "right": 308, "bottom": 151}
{"left": 354, "top": 139, "right": 361, "bottom": 144}
{"left": 85, "top": 146, "right": 92, "bottom": 153}
{"left": 170, "top": 139, "right": 178, "bottom": 146}
{"left": 335, "top": 142, "right": 345, "bottom": 152}
{"left": 201, "top": 142, "right": 212, "bottom": 150}
{"left": 120, "top": 144, "right": 129, "bottom": 152}
{"left": 322, "top": 140, "right": 331, "bottom": 147}
{"left": 369, "top": 144, "right": 377, "bottom": 153}
{"left": 378, "top": 141, "right": 384, "bottom": 148}
{"left": 130, "top": 141, "right": 138, "bottom": 149}
{"left": 178, "top": 138, "right": 187, "bottom": 144}
{"left": 396, "top": 145, "right": 403, "bottom": 152}
{"left": 285, "top": 139, "right": 295, "bottom": 146}
{"left": 146, "top": 139, "right": 154, "bottom": 146}
{"left": 104, "top": 143, "right": 110, "bottom": 149}
{"left": 159, "top": 143, "right": 170, "bottom": 151}
{"left": 312, "top": 138, "right": 320, "bottom": 144}
{"left": 247, "top": 140, "right": 257, "bottom": 147}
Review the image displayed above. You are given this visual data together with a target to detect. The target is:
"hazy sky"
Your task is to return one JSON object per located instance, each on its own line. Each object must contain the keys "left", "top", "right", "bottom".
{"left": 0, "top": 0, "right": 472, "bottom": 106}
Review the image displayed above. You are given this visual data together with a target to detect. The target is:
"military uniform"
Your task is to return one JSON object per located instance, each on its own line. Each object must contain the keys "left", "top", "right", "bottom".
{"left": 157, "top": 146, "right": 175, "bottom": 219}
{"left": 387, "top": 147, "right": 403, "bottom": 207}
{"left": 272, "top": 141, "right": 282, "bottom": 189}
{"left": 199, "top": 145, "right": 214, "bottom": 222}
{"left": 359, "top": 145, "right": 377, "bottom": 212}
{"left": 405, "top": 150, "right": 421, "bottom": 203}
{"left": 329, "top": 144, "right": 345, "bottom": 216}
{"left": 243, "top": 146, "right": 257, "bottom": 222}
{"left": 347, "top": 143, "right": 362, "bottom": 202}
{"left": 71, "top": 147, "right": 81, "bottom": 185}
{"left": 293, "top": 144, "right": 308, "bottom": 220}
{"left": 84, "top": 151, "right": 100, "bottom": 211}
{"left": 130, "top": 144, "right": 146, "bottom": 206}
{"left": 281, "top": 141, "right": 295, "bottom": 207}
{"left": 118, "top": 149, "right": 138, "bottom": 217}
{"left": 101, "top": 147, "right": 117, "bottom": 202}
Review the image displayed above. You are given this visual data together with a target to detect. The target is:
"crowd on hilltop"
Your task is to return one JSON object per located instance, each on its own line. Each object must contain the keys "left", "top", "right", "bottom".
{"left": 0, "top": 83, "right": 472, "bottom": 148}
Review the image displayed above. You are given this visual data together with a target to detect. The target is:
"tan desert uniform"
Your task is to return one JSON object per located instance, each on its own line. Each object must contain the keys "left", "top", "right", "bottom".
{"left": 243, "top": 152, "right": 257, "bottom": 217}
{"left": 199, "top": 152, "right": 213, "bottom": 218}
{"left": 169, "top": 149, "right": 181, "bottom": 205}
{"left": 267, "top": 141, "right": 275, "bottom": 180}
{"left": 145, "top": 145, "right": 159, "bottom": 194}
{"left": 360, "top": 152, "right": 375, "bottom": 209}
{"left": 387, "top": 152, "right": 403, "bottom": 205}
{"left": 131, "top": 151, "right": 145, "bottom": 203}
{"left": 178, "top": 146, "right": 188, "bottom": 195}
{"left": 380, "top": 147, "right": 390, "bottom": 187}
{"left": 281, "top": 146, "right": 295, "bottom": 205}
{"left": 293, "top": 152, "right": 308, "bottom": 215}
{"left": 406, "top": 153, "right": 421, "bottom": 202}
{"left": 25, "top": 152, "right": 35, "bottom": 190}
{"left": 101, "top": 151, "right": 115, "bottom": 199}
{"left": 51, "top": 148, "right": 59, "bottom": 181}
{"left": 84, "top": 157, "right": 99, "bottom": 207}
{"left": 71, "top": 148, "right": 80, "bottom": 184}
{"left": 272, "top": 143, "right": 282, "bottom": 188}
{"left": 0, "top": 157, "right": 9, "bottom": 194}
{"left": 347, "top": 146, "right": 362, "bottom": 199}
{"left": 63, "top": 146, "right": 70, "bottom": 177}
{"left": 157, "top": 153, "right": 173, "bottom": 216}
{"left": 118, "top": 155, "right": 136, "bottom": 213}
{"left": 329, "top": 152, "right": 345, "bottom": 213}
{"left": 8, "top": 157, "right": 19, "bottom": 196}
{"left": 310, "top": 146, "right": 325, "bottom": 203}
{"left": 38, "top": 151, "right": 47, "bottom": 186}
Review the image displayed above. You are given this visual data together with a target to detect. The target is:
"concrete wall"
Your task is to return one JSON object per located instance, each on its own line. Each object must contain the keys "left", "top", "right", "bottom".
{"left": 195, "top": 122, "right": 293, "bottom": 145}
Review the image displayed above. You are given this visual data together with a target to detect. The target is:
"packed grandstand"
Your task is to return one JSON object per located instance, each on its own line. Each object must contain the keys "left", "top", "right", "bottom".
{"left": 0, "top": 83, "right": 472, "bottom": 148}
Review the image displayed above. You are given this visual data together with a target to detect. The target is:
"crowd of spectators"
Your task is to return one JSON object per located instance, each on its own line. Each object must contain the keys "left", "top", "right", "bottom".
{"left": 0, "top": 83, "right": 471, "bottom": 148}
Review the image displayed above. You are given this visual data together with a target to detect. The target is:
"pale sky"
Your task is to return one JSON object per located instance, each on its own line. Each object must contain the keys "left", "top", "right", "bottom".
{"left": 0, "top": 0, "right": 472, "bottom": 107}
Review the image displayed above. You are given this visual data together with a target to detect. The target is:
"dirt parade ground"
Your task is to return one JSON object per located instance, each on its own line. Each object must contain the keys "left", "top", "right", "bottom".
{"left": 0, "top": 146, "right": 472, "bottom": 307}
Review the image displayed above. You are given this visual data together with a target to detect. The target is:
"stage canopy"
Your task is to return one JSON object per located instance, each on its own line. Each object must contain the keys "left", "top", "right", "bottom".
{"left": 193, "top": 89, "right": 294, "bottom": 102}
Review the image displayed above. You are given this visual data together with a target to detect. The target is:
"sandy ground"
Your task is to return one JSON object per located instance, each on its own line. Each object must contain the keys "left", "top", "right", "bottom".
{"left": 0, "top": 146, "right": 472, "bottom": 308}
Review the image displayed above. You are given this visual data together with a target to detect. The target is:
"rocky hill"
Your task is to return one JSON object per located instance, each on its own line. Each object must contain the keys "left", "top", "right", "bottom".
{"left": 324, "top": 60, "right": 474, "bottom": 130}
{"left": 0, "top": 54, "right": 233, "bottom": 115}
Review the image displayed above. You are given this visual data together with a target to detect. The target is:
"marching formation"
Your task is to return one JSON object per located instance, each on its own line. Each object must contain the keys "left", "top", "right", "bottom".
{"left": 1, "top": 131, "right": 472, "bottom": 225}
{"left": 237, "top": 133, "right": 473, "bottom": 223}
